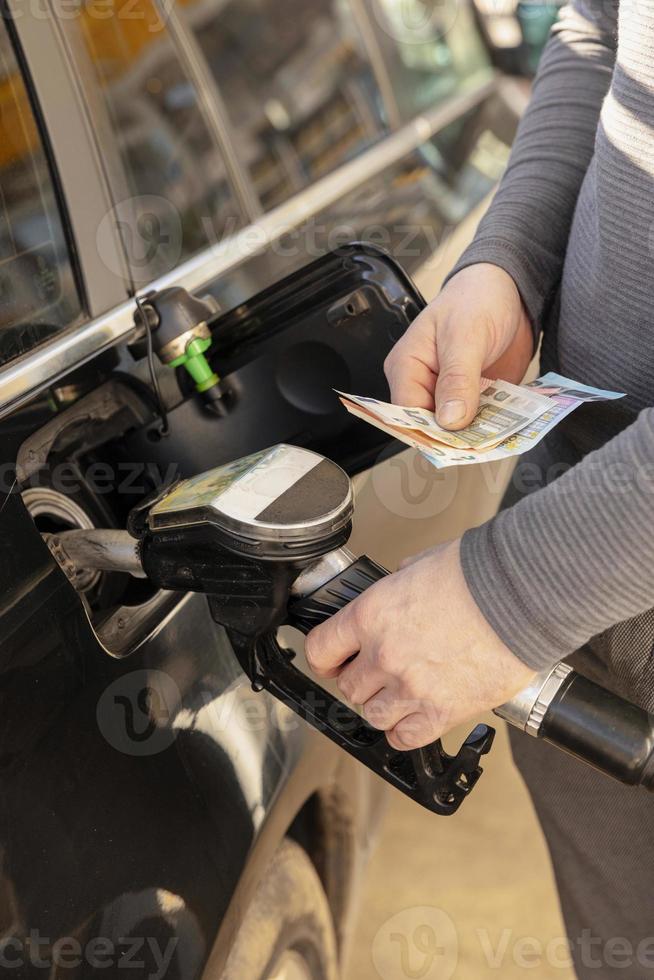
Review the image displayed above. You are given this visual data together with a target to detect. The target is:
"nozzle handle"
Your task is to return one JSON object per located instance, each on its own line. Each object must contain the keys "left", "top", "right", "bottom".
{"left": 284, "top": 555, "right": 494, "bottom": 815}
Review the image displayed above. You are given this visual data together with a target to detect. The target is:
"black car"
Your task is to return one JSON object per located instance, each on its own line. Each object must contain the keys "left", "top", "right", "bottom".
{"left": 0, "top": 1, "right": 520, "bottom": 976}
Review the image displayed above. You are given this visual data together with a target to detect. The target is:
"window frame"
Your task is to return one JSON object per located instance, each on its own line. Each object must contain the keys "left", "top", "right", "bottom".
{"left": 7, "top": 0, "right": 131, "bottom": 318}
{"left": 53, "top": 0, "right": 259, "bottom": 283}
{"left": 0, "top": 7, "right": 88, "bottom": 326}
{"left": 0, "top": 0, "right": 499, "bottom": 418}
{"left": 181, "top": 0, "right": 403, "bottom": 212}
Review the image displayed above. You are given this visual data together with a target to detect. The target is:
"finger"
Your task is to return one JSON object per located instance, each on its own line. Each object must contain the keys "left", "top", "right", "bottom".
{"left": 386, "top": 709, "right": 442, "bottom": 751}
{"left": 384, "top": 309, "right": 438, "bottom": 409}
{"left": 305, "top": 604, "right": 360, "bottom": 678}
{"left": 362, "top": 689, "right": 412, "bottom": 731}
{"left": 335, "top": 655, "right": 386, "bottom": 706}
{"left": 434, "top": 322, "right": 486, "bottom": 429}
{"left": 385, "top": 353, "right": 436, "bottom": 410}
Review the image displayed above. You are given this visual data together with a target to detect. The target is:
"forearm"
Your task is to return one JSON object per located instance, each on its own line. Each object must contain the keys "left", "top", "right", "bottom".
{"left": 448, "top": 0, "right": 617, "bottom": 334}
{"left": 461, "top": 408, "right": 654, "bottom": 670}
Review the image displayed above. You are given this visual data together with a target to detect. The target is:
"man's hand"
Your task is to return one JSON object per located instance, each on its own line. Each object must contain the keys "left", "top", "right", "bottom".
{"left": 305, "top": 540, "right": 536, "bottom": 751}
{"left": 384, "top": 263, "right": 534, "bottom": 429}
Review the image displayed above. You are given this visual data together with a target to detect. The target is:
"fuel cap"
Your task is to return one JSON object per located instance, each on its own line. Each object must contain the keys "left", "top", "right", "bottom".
{"left": 147, "top": 444, "right": 353, "bottom": 557}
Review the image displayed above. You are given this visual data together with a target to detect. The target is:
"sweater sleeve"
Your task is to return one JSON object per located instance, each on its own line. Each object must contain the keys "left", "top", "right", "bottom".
{"left": 446, "top": 0, "right": 617, "bottom": 336}
{"left": 461, "top": 408, "right": 654, "bottom": 670}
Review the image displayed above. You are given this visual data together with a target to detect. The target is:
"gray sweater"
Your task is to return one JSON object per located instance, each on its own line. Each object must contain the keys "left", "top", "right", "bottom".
{"left": 456, "top": 0, "right": 654, "bottom": 678}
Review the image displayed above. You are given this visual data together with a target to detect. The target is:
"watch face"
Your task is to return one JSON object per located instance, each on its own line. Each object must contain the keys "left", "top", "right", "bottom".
{"left": 147, "top": 444, "right": 352, "bottom": 544}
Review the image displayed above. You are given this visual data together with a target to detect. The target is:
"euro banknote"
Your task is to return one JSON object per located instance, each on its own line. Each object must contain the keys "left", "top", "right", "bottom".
{"left": 338, "top": 372, "right": 625, "bottom": 470}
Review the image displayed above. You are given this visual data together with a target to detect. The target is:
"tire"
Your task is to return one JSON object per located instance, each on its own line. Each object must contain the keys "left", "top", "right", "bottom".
{"left": 220, "top": 839, "right": 339, "bottom": 980}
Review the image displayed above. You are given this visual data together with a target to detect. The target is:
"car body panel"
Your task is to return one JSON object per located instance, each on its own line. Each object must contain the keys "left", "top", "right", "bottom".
{"left": 0, "top": 488, "right": 383, "bottom": 975}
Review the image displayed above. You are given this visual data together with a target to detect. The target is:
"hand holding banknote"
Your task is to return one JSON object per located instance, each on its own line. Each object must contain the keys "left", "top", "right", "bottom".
{"left": 339, "top": 372, "right": 625, "bottom": 469}
{"left": 384, "top": 263, "right": 535, "bottom": 429}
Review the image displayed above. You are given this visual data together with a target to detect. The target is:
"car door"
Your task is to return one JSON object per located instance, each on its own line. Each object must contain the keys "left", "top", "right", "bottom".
{"left": 0, "top": 4, "right": 523, "bottom": 973}
{"left": 0, "top": 9, "right": 432, "bottom": 977}
{"left": 0, "top": 9, "right": 378, "bottom": 978}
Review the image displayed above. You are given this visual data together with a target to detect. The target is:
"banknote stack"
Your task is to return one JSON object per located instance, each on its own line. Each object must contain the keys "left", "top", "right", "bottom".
{"left": 338, "top": 372, "right": 625, "bottom": 470}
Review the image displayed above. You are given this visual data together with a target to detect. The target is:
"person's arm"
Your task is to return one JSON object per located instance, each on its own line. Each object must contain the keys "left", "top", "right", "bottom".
{"left": 303, "top": 412, "right": 654, "bottom": 752}
{"left": 462, "top": 408, "right": 654, "bottom": 670}
{"left": 384, "top": 0, "right": 618, "bottom": 431}
{"left": 448, "top": 0, "right": 618, "bottom": 335}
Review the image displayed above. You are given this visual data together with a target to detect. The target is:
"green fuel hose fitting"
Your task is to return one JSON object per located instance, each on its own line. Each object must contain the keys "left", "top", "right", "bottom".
{"left": 169, "top": 335, "right": 220, "bottom": 394}
{"left": 133, "top": 286, "right": 228, "bottom": 416}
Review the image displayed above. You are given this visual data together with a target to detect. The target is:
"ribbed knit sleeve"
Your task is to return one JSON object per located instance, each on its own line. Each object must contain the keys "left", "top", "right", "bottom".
{"left": 461, "top": 409, "right": 654, "bottom": 669}
{"left": 446, "top": 0, "right": 617, "bottom": 336}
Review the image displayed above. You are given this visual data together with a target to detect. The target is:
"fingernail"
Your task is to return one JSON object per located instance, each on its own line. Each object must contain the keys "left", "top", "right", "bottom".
{"left": 437, "top": 399, "right": 466, "bottom": 426}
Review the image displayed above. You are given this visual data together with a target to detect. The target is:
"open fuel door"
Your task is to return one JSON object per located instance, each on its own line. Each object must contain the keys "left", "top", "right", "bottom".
{"left": 124, "top": 244, "right": 426, "bottom": 478}
{"left": 40, "top": 246, "right": 497, "bottom": 815}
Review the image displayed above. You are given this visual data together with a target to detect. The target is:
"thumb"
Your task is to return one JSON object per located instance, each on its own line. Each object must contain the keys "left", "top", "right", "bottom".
{"left": 434, "top": 328, "right": 486, "bottom": 429}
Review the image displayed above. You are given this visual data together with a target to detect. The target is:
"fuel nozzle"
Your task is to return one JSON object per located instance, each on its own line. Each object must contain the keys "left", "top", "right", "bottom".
{"left": 140, "top": 444, "right": 354, "bottom": 607}
{"left": 133, "top": 286, "right": 226, "bottom": 414}
{"left": 122, "top": 445, "right": 490, "bottom": 815}
{"left": 45, "top": 443, "right": 654, "bottom": 808}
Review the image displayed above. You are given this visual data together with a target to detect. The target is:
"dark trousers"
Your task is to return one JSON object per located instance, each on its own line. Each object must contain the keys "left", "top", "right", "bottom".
{"left": 501, "top": 428, "right": 654, "bottom": 979}
{"left": 509, "top": 730, "right": 654, "bottom": 979}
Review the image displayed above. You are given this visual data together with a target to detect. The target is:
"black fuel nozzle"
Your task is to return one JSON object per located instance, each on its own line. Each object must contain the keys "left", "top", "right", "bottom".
{"left": 133, "top": 287, "right": 227, "bottom": 415}
{"left": 133, "top": 442, "right": 654, "bottom": 802}
{"left": 134, "top": 443, "right": 494, "bottom": 816}
{"left": 47, "top": 443, "right": 654, "bottom": 806}
{"left": 283, "top": 550, "right": 494, "bottom": 814}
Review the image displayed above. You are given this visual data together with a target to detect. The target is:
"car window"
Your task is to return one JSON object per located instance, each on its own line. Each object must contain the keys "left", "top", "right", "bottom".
{"left": 184, "top": 0, "right": 388, "bottom": 211}
{"left": 74, "top": 0, "right": 246, "bottom": 284}
{"left": 370, "top": 0, "right": 493, "bottom": 121}
{"left": 0, "top": 24, "right": 83, "bottom": 369}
